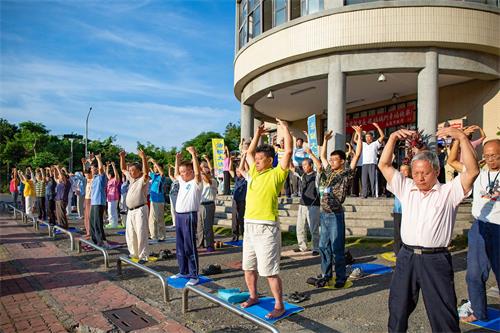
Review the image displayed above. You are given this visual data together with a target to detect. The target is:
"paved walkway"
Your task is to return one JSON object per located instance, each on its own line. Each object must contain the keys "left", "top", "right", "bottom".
{"left": 0, "top": 215, "right": 191, "bottom": 333}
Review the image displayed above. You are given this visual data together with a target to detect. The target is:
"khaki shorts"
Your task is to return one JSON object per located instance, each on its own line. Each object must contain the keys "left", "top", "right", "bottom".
{"left": 242, "top": 223, "right": 281, "bottom": 277}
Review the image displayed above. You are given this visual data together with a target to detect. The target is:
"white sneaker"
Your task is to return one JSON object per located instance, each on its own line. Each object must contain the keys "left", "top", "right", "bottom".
{"left": 171, "top": 273, "right": 187, "bottom": 279}
{"left": 349, "top": 267, "right": 363, "bottom": 279}
{"left": 458, "top": 300, "right": 473, "bottom": 318}
{"left": 186, "top": 278, "right": 199, "bottom": 286}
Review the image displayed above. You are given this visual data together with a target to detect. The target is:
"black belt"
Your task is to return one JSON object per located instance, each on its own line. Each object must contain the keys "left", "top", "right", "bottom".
{"left": 201, "top": 201, "right": 214, "bottom": 205}
{"left": 403, "top": 244, "right": 448, "bottom": 255}
{"left": 128, "top": 203, "right": 146, "bottom": 211}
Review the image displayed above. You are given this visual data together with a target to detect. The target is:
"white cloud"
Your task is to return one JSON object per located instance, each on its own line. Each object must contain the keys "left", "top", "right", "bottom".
{"left": 1, "top": 56, "right": 231, "bottom": 100}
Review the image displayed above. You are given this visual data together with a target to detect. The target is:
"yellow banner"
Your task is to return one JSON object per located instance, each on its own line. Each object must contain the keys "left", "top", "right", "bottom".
{"left": 212, "top": 138, "right": 225, "bottom": 178}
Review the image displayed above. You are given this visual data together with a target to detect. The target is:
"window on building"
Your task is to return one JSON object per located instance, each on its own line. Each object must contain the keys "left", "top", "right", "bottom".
{"left": 263, "top": 0, "right": 273, "bottom": 32}
{"left": 239, "top": 22, "right": 247, "bottom": 49}
{"left": 274, "top": 0, "right": 287, "bottom": 26}
{"left": 301, "top": 0, "right": 323, "bottom": 15}
{"left": 249, "top": 2, "right": 261, "bottom": 39}
{"left": 291, "top": 0, "right": 301, "bottom": 19}
{"left": 239, "top": 0, "right": 248, "bottom": 48}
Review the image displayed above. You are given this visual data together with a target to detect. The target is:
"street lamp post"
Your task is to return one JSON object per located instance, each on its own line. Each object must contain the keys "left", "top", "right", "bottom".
{"left": 85, "top": 106, "right": 93, "bottom": 158}
{"left": 69, "top": 138, "right": 75, "bottom": 172}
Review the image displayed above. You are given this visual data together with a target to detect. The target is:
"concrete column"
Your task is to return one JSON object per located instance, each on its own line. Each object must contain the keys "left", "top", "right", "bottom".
{"left": 240, "top": 103, "right": 254, "bottom": 141}
{"left": 327, "top": 56, "right": 346, "bottom": 154}
{"left": 417, "top": 50, "right": 439, "bottom": 148}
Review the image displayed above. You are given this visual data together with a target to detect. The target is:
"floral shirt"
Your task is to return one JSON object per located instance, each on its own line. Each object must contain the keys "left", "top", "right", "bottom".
{"left": 318, "top": 165, "right": 355, "bottom": 213}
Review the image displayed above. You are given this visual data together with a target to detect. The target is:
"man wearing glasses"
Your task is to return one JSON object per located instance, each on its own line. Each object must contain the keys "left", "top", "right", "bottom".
{"left": 448, "top": 138, "right": 499, "bottom": 323}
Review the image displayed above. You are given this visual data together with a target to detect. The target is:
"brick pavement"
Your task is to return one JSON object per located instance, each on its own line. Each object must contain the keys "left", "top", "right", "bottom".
{"left": 0, "top": 217, "right": 191, "bottom": 333}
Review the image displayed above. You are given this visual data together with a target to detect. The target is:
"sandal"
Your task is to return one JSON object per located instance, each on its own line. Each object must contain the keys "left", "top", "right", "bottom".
{"left": 202, "top": 264, "right": 222, "bottom": 275}
{"left": 287, "top": 291, "right": 309, "bottom": 303}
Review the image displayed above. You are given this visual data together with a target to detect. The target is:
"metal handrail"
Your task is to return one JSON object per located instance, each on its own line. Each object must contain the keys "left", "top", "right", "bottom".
{"left": 182, "top": 286, "right": 280, "bottom": 333}
{"left": 37, "top": 219, "right": 53, "bottom": 236}
{"left": 78, "top": 238, "right": 109, "bottom": 269}
{"left": 52, "top": 225, "right": 75, "bottom": 251}
{"left": 116, "top": 256, "right": 170, "bottom": 303}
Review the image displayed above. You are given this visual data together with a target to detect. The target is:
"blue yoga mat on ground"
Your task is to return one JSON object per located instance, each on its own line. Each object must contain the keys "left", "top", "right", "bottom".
{"left": 167, "top": 275, "right": 212, "bottom": 289}
{"left": 468, "top": 307, "right": 500, "bottom": 332}
{"left": 240, "top": 297, "right": 304, "bottom": 324}
{"left": 351, "top": 263, "right": 392, "bottom": 275}
{"left": 224, "top": 240, "right": 243, "bottom": 247}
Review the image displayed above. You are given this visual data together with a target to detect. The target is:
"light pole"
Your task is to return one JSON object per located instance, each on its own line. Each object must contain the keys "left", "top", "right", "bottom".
{"left": 69, "top": 138, "right": 75, "bottom": 172}
{"left": 85, "top": 106, "right": 93, "bottom": 158}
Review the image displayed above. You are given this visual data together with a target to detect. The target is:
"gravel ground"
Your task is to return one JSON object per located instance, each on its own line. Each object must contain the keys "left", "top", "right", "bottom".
{"left": 43, "top": 215, "right": 499, "bottom": 333}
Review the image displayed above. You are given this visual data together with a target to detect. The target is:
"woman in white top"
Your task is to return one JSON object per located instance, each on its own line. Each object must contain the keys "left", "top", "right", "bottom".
{"left": 196, "top": 155, "right": 219, "bottom": 251}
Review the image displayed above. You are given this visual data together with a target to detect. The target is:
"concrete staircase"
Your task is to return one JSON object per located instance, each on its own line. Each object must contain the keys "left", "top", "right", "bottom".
{"left": 214, "top": 195, "right": 474, "bottom": 239}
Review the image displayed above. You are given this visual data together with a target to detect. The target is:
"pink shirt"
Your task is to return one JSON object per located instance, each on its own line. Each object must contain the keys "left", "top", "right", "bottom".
{"left": 387, "top": 171, "right": 470, "bottom": 247}
{"left": 223, "top": 157, "right": 230, "bottom": 172}
{"left": 106, "top": 178, "right": 120, "bottom": 202}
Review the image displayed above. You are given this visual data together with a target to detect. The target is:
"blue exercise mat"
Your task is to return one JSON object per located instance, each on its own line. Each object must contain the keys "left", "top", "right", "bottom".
{"left": 224, "top": 240, "right": 243, "bottom": 247}
{"left": 240, "top": 297, "right": 304, "bottom": 324}
{"left": 167, "top": 275, "right": 212, "bottom": 289}
{"left": 116, "top": 230, "right": 126, "bottom": 235}
{"left": 351, "top": 263, "right": 393, "bottom": 275}
{"left": 468, "top": 307, "right": 500, "bottom": 332}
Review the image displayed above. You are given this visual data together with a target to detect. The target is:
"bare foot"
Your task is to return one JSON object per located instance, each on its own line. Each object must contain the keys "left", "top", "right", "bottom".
{"left": 460, "top": 314, "right": 477, "bottom": 323}
{"left": 265, "top": 307, "right": 286, "bottom": 319}
{"left": 241, "top": 298, "right": 259, "bottom": 308}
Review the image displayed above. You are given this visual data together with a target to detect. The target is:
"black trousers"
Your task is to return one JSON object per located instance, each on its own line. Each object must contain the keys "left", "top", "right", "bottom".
{"left": 388, "top": 246, "right": 459, "bottom": 333}
{"left": 351, "top": 166, "right": 362, "bottom": 196}
{"left": 393, "top": 213, "right": 402, "bottom": 254}
{"left": 231, "top": 199, "right": 245, "bottom": 238}
{"left": 223, "top": 171, "right": 231, "bottom": 195}
{"left": 47, "top": 199, "right": 56, "bottom": 225}
{"left": 37, "top": 197, "right": 47, "bottom": 220}
{"left": 90, "top": 205, "right": 106, "bottom": 245}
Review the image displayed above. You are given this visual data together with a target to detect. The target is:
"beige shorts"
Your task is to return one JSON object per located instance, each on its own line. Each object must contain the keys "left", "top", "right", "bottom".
{"left": 242, "top": 223, "right": 281, "bottom": 277}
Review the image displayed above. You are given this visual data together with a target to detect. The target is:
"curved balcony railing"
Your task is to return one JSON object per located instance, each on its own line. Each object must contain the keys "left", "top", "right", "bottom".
{"left": 236, "top": 0, "right": 499, "bottom": 50}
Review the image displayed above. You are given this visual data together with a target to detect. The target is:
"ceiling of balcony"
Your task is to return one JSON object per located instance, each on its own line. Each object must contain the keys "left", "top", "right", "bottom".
{"left": 254, "top": 73, "right": 471, "bottom": 122}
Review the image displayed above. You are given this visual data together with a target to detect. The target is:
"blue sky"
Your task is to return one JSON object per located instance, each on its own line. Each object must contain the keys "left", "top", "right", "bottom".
{"left": 0, "top": 0, "right": 239, "bottom": 151}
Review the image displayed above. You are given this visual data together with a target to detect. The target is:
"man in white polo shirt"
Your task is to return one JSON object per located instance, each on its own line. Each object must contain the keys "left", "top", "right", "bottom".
{"left": 173, "top": 146, "right": 203, "bottom": 286}
{"left": 362, "top": 122, "right": 385, "bottom": 198}
{"left": 447, "top": 138, "right": 499, "bottom": 323}
{"left": 378, "top": 127, "right": 479, "bottom": 333}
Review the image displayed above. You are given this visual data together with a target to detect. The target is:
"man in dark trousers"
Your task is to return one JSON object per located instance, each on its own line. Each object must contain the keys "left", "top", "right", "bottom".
{"left": 378, "top": 127, "right": 479, "bottom": 333}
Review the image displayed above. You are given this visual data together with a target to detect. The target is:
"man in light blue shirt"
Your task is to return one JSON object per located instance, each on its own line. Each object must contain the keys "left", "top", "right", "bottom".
{"left": 90, "top": 154, "right": 108, "bottom": 247}
{"left": 74, "top": 171, "right": 86, "bottom": 219}
{"left": 149, "top": 159, "right": 167, "bottom": 241}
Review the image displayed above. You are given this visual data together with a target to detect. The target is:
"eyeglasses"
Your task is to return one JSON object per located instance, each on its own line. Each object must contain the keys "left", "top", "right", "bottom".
{"left": 483, "top": 155, "right": 499, "bottom": 160}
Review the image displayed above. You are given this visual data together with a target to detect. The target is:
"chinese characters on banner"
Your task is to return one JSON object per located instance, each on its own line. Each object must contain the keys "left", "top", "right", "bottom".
{"left": 307, "top": 114, "right": 319, "bottom": 156}
{"left": 211, "top": 138, "right": 225, "bottom": 178}
{"left": 346, "top": 105, "right": 416, "bottom": 133}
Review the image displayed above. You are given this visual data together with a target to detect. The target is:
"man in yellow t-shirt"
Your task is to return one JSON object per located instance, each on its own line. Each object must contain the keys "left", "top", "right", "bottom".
{"left": 240, "top": 119, "right": 292, "bottom": 320}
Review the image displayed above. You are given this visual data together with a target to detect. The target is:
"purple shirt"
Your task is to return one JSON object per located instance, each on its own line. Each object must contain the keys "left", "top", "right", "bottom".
{"left": 55, "top": 180, "right": 71, "bottom": 202}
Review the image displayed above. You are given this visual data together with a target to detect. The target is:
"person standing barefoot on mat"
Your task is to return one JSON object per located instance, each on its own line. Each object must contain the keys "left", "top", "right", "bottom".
{"left": 241, "top": 119, "right": 292, "bottom": 320}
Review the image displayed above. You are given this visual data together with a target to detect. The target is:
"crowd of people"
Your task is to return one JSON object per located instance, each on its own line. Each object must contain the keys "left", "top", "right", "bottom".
{"left": 7, "top": 121, "right": 498, "bottom": 329}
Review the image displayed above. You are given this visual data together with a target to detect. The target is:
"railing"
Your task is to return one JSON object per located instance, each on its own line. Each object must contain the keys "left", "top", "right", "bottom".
{"left": 36, "top": 218, "right": 53, "bottom": 236}
{"left": 77, "top": 238, "right": 109, "bottom": 269}
{"left": 182, "top": 285, "right": 280, "bottom": 333}
{"left": 52, "top": 225, "right": 75, "bottom": 251}
{"left": 116, "top": 256, "right": 170, "bottom": 303}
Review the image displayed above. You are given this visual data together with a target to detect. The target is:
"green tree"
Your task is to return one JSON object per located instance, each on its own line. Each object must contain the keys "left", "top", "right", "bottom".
{"left": 181, "top": 131, "right": 223, "bottom": 160}
{"left": 223, "top": 122, "right": 240, "bottom": 152}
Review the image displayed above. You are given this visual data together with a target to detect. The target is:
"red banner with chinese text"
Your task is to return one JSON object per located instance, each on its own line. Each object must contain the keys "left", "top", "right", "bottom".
{"left": 346, "top": 105, "right": 416, "bottom": 133}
